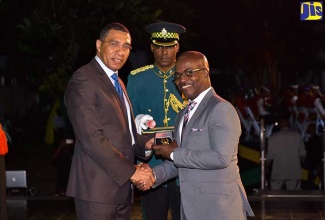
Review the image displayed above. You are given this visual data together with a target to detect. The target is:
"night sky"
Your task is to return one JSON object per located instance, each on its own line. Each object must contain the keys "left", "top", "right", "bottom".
{"left": 194, "top": 1, "right": 323, "bottom": 67}
{"left": 0, "top": 1, "right": 324, "bottom": 92}
{"left": 0, "top": 0, "right": 324, "bottom": 142}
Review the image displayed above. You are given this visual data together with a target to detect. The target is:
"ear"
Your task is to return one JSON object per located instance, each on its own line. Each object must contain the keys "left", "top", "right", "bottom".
{"left": 204, "top": 68, "right": 209, "bottom": 78}
{"left": 150, "top": 44, "right": 154, "bottom": 52}
{"left": 175, "top": 44, "right": 180, "bottom": 53}
{"left": 96, "top": 40, "right": 101, "bottom": 52}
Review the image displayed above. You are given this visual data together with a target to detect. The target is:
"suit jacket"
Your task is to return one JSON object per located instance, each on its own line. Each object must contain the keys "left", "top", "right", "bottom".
{"left": 64, "top": 58, "right": 151, "bottom": 204}
{"left": 267, "top": 127, "right": 306, "bottom": 180}
{"left": 153, "top": 88, "right": 254, "bottom": 220}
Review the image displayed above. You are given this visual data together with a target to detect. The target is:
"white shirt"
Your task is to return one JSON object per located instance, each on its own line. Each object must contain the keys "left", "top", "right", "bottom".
{"left": 95, "top": 56, "right": 135, "bottom": 145}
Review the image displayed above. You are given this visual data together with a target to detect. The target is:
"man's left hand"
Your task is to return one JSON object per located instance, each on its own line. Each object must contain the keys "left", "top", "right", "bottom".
{"left": 152, "top": 140, "right": 178, "bottom": 160}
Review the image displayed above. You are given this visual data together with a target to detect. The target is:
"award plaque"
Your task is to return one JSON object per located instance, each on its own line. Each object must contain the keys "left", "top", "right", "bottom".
{"left": 142, "top": 126, "right": 174, "bottom": 145}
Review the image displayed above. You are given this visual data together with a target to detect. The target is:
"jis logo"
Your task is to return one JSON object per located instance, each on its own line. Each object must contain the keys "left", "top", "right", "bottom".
{"left": 300, "top": 2, "right": 323, "bottom": 20}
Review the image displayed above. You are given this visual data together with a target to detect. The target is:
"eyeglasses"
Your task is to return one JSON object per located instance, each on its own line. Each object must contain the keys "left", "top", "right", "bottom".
{"left": 100, "top": 40, "right": 132, "bottom": 52}
{"left": 174, "top": 68, "right": 206, "bottom": 80}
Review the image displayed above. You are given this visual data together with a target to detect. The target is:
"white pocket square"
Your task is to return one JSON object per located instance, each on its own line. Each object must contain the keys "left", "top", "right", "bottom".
{"left": 191, "top": 128, "right": 203, "bottom": 132}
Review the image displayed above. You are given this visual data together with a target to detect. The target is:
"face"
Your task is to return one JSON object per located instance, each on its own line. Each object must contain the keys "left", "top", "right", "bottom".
{"left": 151, "top": 44, "right": 179, "bottom": 71}
{"left": 174, "top": 54, "right": 210, "bottom": 100}
{"left": 96, "top": 30, "right": 132, "bottom": 72}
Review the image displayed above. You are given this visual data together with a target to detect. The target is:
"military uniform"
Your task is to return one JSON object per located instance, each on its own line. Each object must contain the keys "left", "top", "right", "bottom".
{"left": 126, "top": 21, "right": 186, "bottom": 220}
{"left": 128, "top": 64, "right": 184, "bottom": 128}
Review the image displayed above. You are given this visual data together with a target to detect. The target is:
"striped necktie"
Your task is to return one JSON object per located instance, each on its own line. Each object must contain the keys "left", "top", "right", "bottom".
{"left": 182, "top": 101, "right": 197, "bottom": 136}
{"left": 111, "top": 73, "right": 125, "bottom": 104}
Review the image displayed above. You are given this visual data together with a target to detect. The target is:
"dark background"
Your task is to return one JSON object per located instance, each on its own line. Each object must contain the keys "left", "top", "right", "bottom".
{"left": 0, "top": 0, "right": 324, "bottom": 193}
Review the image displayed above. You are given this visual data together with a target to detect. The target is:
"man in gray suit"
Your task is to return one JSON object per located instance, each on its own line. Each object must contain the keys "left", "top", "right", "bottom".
{"left": 267, "top": 116, "right": 306, "bottom": 190}
{"left": 65, "top": 22, "right": 155, "bottom": 220}
{"left": 137, "top": 51, "right": 254, "bottom": 220}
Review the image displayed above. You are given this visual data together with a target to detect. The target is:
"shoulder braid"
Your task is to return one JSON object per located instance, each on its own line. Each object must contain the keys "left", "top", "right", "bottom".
{"left": 130, "top": 65, "right": 154, "bottom": 75}
{"left": 169, "top": 94, "right": 186, "bottom": 113}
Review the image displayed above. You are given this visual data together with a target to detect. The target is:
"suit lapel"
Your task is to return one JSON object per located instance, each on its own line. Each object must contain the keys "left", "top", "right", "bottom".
{"left": 174, "top": 109, "right": 184, "bottom": 144}
{"left": 91, "top": 59, "right": 126, "bottom": 111}
{"left": 91, "top": 59, "right": 130, "bottom": 124}
{"left": 120, "top": 80, "right": 138, "bottom": 138}
{"left": 91, "top": 59, "right": 117, "bottom": 96}
{"left": 182, "top": 89, "right": 216, "bottom": 140}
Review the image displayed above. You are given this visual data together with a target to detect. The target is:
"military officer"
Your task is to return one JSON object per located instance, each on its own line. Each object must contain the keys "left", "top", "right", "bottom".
{"left": 127, "top": 21, "right": 186, "bottom": 220}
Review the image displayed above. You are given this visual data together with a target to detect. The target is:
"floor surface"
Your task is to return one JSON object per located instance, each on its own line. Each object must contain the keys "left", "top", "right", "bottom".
{"left": 5, "top": 190, "right": 325, "bottom": 220}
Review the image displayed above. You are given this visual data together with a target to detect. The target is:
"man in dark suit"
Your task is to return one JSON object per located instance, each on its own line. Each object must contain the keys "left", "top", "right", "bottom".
{"left": 137, "top": 51, "right": 255, "bottom": 219}
{"left": 64, "top": 22, "right": 155, "bottom": 220}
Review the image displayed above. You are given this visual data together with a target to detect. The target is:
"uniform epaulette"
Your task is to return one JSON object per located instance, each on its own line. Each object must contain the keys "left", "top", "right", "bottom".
{"left": 130, "top": 65, "right": 154, "bottom": 75}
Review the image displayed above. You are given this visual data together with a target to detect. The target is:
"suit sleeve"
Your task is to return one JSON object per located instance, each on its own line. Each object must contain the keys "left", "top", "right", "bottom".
{"left": 152, "top": 159, "right": 178, "bottom": 187}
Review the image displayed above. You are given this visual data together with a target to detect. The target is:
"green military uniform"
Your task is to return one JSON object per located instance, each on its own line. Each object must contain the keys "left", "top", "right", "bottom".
{"left": 127, "top": 21, "right": 186, "bottom": 220}
{"left": 128, "top": 64, "right": 185, "bottom": 126}
{"left": 127, "top": 65, "right": 185, "bottom": 168}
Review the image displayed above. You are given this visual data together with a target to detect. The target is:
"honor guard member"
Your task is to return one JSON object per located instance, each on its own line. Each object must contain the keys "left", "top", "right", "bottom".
{"left": 127, "top": 21, "right": 186, "bottom": 220}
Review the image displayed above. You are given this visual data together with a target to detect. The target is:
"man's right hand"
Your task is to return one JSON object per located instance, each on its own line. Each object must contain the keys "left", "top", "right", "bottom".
{"left": 130, "top": 163, "right": 155, "bottom": 190}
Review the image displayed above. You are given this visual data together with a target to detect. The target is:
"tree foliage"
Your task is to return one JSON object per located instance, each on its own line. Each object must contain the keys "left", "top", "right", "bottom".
{"left": 15, "top": 0, "right": 197, "bottom": 97}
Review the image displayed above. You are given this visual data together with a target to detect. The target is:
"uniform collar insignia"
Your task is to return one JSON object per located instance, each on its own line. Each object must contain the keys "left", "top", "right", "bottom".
{"left": 153, "top": 64, "right": 175, "bottom": 77}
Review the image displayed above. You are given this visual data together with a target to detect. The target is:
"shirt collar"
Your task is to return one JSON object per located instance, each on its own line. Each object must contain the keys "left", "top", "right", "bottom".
{"left": 95, "top": 56, "right": 116, "bottom": 78}
{"left": 190, "top": 87, "right": 212, "bottom": 106}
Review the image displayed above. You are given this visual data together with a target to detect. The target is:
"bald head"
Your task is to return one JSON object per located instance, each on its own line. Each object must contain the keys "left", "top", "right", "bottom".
{"left": 176, "top": 51, "right": 209, "bottom": 72}
{"left": 174, "top": 51, "right": 211, "bottom": 100}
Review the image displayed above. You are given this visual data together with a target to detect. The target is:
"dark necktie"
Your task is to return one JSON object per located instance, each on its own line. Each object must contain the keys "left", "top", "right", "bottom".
{"left": 111, "top": 73, "right": 125, "bottom": 105}
{"left": 182, "top": 101, "right": 197, "bottom": 137}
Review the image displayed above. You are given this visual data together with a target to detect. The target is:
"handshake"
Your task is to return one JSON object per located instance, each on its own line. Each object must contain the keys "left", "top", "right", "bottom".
{"left": 130, "top": 163, "right": 155, "bottom": 191}
{"left": 130, "top": 140, "right": 179, "bottom": 191}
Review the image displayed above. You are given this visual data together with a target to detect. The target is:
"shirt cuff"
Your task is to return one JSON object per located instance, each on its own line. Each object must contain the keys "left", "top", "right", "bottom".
{"left": 145, "top": 150, "right": 152, "bottom": 157}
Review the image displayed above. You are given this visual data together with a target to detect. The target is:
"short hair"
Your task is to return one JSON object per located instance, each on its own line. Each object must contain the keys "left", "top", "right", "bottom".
{"left": 98, "top": 22, "right": 130, "bottom": 41}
